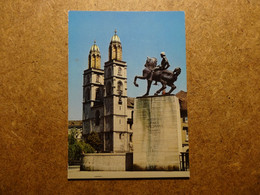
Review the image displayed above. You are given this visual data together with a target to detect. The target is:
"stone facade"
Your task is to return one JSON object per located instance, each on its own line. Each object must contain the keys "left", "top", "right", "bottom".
{"left": 82, "top": 31, "right": 134, "bottom": 153}
{"left": 176, "top": 90, "right": 189, "bottom": 153}
{"left": 133, "top": 95, "right": 182, "bottom": 171}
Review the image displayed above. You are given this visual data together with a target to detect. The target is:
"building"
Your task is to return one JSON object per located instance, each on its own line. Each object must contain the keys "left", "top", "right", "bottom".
{"left": 82, "top": 30, "right": 134, "bottom": 153}
{"left": 176, "top": 90, "right": 189, "bottom": 170}
{"left": 81, "top": 30, "right": 188, "bottom": 171}
{"left": 176, "top": 90, "right": 188, "bottom": 152}
{"left": 68, "top": 120, "right": 83, "bottom": 140}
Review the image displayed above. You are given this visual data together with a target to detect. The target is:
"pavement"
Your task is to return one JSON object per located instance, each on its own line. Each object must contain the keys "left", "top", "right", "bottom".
{"left": 68, "top": 165, "right": 190, "bottom": 179}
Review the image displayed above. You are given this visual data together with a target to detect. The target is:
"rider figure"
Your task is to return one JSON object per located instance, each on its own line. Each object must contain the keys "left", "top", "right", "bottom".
{"left": 151, "top": 52, "right": 170, "bottom": 85}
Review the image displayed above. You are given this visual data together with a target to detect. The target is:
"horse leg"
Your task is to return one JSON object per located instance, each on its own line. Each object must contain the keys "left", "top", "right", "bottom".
{"left": 134, "top": 75, "right": 147, "bottom": 87}
{"left": 166, "top": 83, "right": 176, "bottom": 94}
{"left": 154, "top": 79, "right": 167, "bottom": 96}
{"left": 143, "top": 80, "right": 152, "bottom": 97}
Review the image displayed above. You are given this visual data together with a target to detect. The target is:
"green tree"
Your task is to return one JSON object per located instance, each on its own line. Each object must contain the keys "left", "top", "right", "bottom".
{"left": 78, "top": 140, "right": 95, "bottom": 153}
{"left": 68, "top": 129, "right": 77, "bottom": 145}
{"left": 68, "top": 129, "right": 95, "bottom": 164}
{"left": 85, "top": 132, "right": 103, "bottom": 151}
{"left": 68, "top": 142, "right": 81, "bottom": 162}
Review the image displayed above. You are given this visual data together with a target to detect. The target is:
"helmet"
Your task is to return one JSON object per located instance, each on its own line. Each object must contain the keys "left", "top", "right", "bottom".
{"left": 160, "top": 52, "right": 166, "bottom": 56}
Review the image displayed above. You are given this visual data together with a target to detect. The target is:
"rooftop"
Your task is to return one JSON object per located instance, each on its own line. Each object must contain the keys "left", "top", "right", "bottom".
{"left": 176, "top": 90, "right": 187, "bottom": 111}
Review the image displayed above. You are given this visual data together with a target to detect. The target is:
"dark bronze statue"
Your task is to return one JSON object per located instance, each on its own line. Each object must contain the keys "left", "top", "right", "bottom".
{"left": 134, "top": 55, "right": 181, "bottom": 97}
{"left": 152, "top": 52, "right": 170, "bottom": 85}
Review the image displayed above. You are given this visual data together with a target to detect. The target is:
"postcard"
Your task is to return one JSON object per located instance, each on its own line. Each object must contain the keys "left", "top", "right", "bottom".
{"left": 68, "top": 11, "right": 189, "bottom": 179}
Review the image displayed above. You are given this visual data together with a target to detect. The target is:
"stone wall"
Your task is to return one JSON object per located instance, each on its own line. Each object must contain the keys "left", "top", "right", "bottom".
{"left": 81, "top": 153, "right": 133, "bottom": 171}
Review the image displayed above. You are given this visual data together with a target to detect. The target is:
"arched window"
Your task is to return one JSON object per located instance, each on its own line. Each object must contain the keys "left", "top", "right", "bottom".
{"left": 91, "top": 54, "right": 95, "bottom": 67}
{"left": 95, "top": 88, "right": 100, "bottom": 100}
{"left": 107, "top": 68, "right": 111, "bottom": 77}
{"left": 106, "top": 82, "right": 112, "bottom": 96}
{"left": 86, "top": 88, "right": 90, "bottom": 101}
{"left": 117, "top": 45, "right": 122, "bottom": 60}
{"left": 118, "top": 67, "right": 122, "bottom": 76}
{"left": 185, "top": 129, "right": 189, "bottom": 142}
{"left": 117, "top": 81, "right": 123, "bottom": 94}
{"left": 130, "top": 134, "right": 133, "bottom": 142}
{"left": 95, "top": 110, "right": 100, "bottom": 126}
{"left": 96, "top": 75, "right": 100, "bottom": 83}
{"left": 113, "top": 45, "right": 117, "bottom": 59}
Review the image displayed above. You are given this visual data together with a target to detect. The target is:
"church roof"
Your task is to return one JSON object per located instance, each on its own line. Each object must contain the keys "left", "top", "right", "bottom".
{"left": 111, "top": 29, "right": 121, "bottom": 43}
{"left": 68, "top": 120, "right": 82, "bottom": 128}
{"left": 127, "top": 97, "right": 134, "bottom": 108}
{"left": 90, "top": 41, "right": 100, "bottom": 52}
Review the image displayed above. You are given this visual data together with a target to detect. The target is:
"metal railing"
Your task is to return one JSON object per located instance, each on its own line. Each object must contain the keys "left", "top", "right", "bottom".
{"left": 180, "top": 152, "right": 189, "bottom": 171}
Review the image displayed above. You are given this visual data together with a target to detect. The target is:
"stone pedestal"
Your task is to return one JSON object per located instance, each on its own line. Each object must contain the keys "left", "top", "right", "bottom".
{"left": 133, "top": 95, "right": 182, "bottom": 171}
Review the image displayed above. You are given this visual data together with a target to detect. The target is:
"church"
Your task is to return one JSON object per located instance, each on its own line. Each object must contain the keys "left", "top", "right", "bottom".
{"left": 82, "top": 30, "right": 189, "bottom": 168}
{"left": 82, "top": 30, "right": 134, "bottom": 153}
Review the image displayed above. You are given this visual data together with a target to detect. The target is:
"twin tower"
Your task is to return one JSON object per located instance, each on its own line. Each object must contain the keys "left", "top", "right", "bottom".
{"left": 82, "top": 31, "right": 133, "bottom": 153}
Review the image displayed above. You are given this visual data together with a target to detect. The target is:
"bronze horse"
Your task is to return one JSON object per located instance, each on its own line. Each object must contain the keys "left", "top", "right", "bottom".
{"left": 134, "top": 57, "right": 181, "bottom": 97}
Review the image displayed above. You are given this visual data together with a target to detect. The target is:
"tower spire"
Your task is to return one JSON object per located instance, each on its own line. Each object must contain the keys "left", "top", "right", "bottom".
{"left": 88, "top": 41, "right": 101, "bottom": 69}
{"left": 109, "top": 30, "right": 122, "bottom": 61}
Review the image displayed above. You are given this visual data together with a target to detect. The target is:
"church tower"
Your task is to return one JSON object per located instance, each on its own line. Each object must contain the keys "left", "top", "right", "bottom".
{"left": 103, "top": 30, "right": 129, "bottom": 153}
{"left": 82, "top": 41, "right": 104, "bottom": 139}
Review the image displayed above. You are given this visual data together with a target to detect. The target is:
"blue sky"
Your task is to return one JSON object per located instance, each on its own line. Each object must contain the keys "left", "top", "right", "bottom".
{"left": 69, "top": 11, "right": 186, "bottom": 120}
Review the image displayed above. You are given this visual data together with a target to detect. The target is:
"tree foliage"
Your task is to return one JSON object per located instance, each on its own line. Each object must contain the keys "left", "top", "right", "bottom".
{"left": 85, "top": 132, "right": 103, "bottom": 151}
{"left": 68, "top": 129, "right": 95, "bottom": 163}
{"left": 68, "top": 130, "right": 77, "bottom": 145}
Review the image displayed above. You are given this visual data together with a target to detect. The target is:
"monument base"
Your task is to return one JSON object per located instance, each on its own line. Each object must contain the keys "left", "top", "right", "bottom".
{"left": 133, "top": 95, "right": 182, "bottom": 171}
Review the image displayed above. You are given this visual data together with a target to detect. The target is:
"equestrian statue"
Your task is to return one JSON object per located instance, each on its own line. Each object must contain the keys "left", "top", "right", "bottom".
{"left": 134, "top": 52, "right": 181, "bottom": 97}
